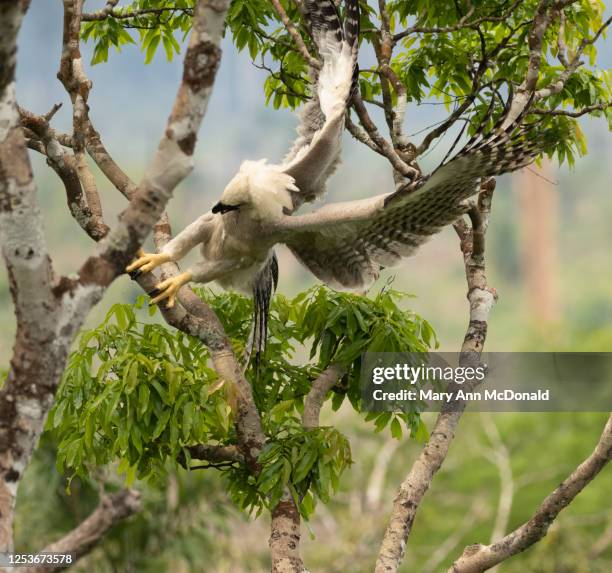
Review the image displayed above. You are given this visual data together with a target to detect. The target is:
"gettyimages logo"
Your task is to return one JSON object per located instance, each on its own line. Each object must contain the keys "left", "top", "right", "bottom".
{"left": 361, "top": 353, "right": 612, "bottom": 412}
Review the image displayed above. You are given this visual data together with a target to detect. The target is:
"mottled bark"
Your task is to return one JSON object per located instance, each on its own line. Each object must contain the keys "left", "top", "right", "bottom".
{"left": 270, "top": 497, "right": 305, "bottom": 573}
{"left": 374, "top": 179, "right": 497, "bottom": 573}
{"left": 268, "top": 361, "right": 346, "bottom": 571}
{"left": 0, "top": 0, "right": 229, "bottom": 559}
{"left": 0, "top": 0, "right": 51, "bottom": 554}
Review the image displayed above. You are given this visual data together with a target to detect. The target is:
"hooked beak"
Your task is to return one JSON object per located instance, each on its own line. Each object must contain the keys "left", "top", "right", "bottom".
{"left": 212, "top": 202, "right": 241, "bottom": 215}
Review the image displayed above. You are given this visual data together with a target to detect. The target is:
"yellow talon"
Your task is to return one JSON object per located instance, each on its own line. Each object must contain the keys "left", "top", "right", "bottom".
{"left": 149, "top": 271, "right": 193, "bottom": 308}
{"left": 126, "top": 251, "right": 172, "bottom": 274}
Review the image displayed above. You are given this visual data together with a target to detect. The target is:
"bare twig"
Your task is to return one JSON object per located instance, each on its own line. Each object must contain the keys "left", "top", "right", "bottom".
{"left": 84, "top": 119, "right": 138, "bottom": 198}
{"left": 449, "top": 414, "right": 612, "bottom": 572}
{"left": 530, "top": 102, "right": 610, "bottom": 118}
{"left": 82, "top": 3, "right": 193, "bottom": 22}
{"left": 345, "top": 113, "right": 386, "bottom": 155}
{"left": 270, "top": 0, "right": 320, "bottom": 69}
{"left": 393, "top": 0, "right": 522, "bottom": 43}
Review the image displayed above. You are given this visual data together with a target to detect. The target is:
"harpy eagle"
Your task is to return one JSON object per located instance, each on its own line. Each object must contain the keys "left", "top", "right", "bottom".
{"left": 127, "top": 0, "right": 549, "bottom": 359}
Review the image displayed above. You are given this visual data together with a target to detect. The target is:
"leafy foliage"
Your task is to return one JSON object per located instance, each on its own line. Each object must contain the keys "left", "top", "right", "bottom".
{"left": 81, "top": 0, "right": 193, "bottom": 65}
{"left": 81, "top": 0, "right": 611, "bottom": 166}
{"left": 48, "top": 286, "right": 434, "bottom": 518}
{"left": 228, "top": 423, "right": 353, "bottom": 519}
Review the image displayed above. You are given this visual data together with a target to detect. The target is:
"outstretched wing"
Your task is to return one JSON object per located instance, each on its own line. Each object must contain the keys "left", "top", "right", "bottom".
{"left": 275, "top": 122, "right": 554, "bottom": 290}
{"left": 281, "top": 0, "right": 359, "bottom": 211}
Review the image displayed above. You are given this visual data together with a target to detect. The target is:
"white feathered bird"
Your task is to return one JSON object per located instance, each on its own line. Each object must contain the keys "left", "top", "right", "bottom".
{"left": 127, "top": 0, "right": 551, "bottom": 361}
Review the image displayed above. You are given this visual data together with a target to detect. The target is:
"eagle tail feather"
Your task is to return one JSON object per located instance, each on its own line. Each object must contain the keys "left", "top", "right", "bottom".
{"left": 247, "top": 252, "right": 279, "bottom": 375}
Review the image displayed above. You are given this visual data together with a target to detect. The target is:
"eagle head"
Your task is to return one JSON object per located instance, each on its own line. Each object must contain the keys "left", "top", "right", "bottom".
{"left": 213, "top": 160, "right": 296, "bottom": 221}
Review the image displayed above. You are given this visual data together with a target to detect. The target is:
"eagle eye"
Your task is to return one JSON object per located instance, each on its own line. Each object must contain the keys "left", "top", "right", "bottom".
{"left": 212, "top": 202, "right": 241, "bottom": 215}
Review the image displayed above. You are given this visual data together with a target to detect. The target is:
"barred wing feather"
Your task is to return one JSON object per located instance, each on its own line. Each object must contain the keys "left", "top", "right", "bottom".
{"left": 280, "top": 123, "right": 554, "bottom": 289}
{"left": 282, "top": 0, "right": 359, "bottom": 211}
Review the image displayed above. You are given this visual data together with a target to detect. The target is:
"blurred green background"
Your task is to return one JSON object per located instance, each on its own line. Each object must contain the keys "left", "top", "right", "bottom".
{"left": 2, "top": 2, "right": 611, "bottom": 572}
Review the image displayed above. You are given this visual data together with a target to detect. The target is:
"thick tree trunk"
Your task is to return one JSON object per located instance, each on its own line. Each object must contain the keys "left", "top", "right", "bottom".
{"left": 269, "top": 497, "right": 305, "bottom": 573}
{"left": 0, "top": 0, "right": 230, "bottom": 557}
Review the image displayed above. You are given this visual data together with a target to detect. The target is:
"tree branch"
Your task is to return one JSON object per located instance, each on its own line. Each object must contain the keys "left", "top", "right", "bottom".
{"left": 345, "top": 113, "right": 386, "bottom": 155}
{"left": 57, "top": 0, "right": 106, "bottom": 229}
{"left": 270, "top": 0, "right": 320, "bottom": 69}
{"left": 352, "top": 95, "right": 418, "bottom": 181}
{"left": 186, "top": 444, "right": 244, "bottom": 464}
{"left": 449, "top": 413, "right": 612, "bottom": 572}
{"left": 393, "top": 0, "right": 522, "bottom": 43}
{"left": 84, "top": 119, "right": 138, "bottom": 198}
{"left": 270, "top": 495, "right": 305, "bottom": 573}
{"left": 18, "top": 106, "right": 109, "bottom": 241}
{"left": 14, "top": 489, "right": 141, "bottom": 573}
{"left": 374, "top": 178, "right": 497, "bottom": 573}
{"left": 302, "top": 363, "right": 347, "bottom": 429}
{"left": 530, "top": 102, "right": 610, "bottom": 118}
{"left": 82, "top": 2, "right": 193, "bottom": 22}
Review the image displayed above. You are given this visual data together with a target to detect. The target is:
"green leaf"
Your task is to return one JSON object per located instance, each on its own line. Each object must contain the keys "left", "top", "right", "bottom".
{"left": 182, "top": 402, "right": 195, "bottom": 439}
{"left": 374, "top": 412, "right": 392, "bottom": 433}
{"left": 144, "top": 33, "right": 161, "bottom": 64}
{"left": 293, "top": 445, "right": 318, "bottom": 483}
{"left": 138, "top": 383, "right": 150, "bottom": 417}
{"left": 390, "top": 417, "right": 403, "bottom": 440}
